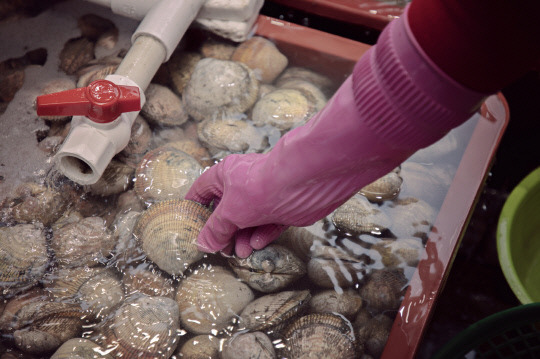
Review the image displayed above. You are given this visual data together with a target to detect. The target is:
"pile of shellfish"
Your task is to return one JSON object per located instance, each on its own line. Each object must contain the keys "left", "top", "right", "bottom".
{"left": 0, "top": 4, "right": 468, "bottom": 359}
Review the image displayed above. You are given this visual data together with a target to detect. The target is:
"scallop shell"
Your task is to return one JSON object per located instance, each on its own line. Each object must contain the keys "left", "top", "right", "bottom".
{"left": 251, "top": 88, "right": 315, "bottom": 131}
{"left": 133, "top": 199, "right": 210, "bottom": 276}
{"left": 175, "top": 334, "right": 221, "bottom": 358}
{"left": 280, "top": 313, "right": 357, "bottom": 359}
{"left": 51, "top": 338, "right": 113, "bottom": 359}
{"left": 59, "top": 37, "right": 94, "bottom": 75}
{"left": 307, "top": 246, "right": 371, "bottom": 289}
{"left": 10, "top": 299, "right": 84, "bottom": 354}
{"left": 332, "top": 194, "right": 392, "bottom": 235}
{"left": 134, "top": 146, "right": 203, "bottom": 203}
{"left": 43, "top": 266, "right": 124, "bottom": 321}
{"left": 231, "top": 36, "right": 288, "bottom": 83}
{"left": 309, "top": 289, "right": 363, "bottom": 320}
{"left": 94, "top": 295, "right": 181, "bottom": 358}
{"left": 359, "top": 170, "right": 403, "bottom": 203}
{"left": 359, "top": 268, "right": 408, "bottom": 314}
{"left": 167, "top": 51, "right": 203, "bottom": 95}
{"left": 238, "top": 290, "right": 311, "bottom": 333}
{"left": 183, "top": 58, "right": 259, "bottom": 122}
{"left": 122, "top": 264, "right": 175, "bottom": 299}
{"left": 222, "top": 331, "right": 276, "bottom": 359}
{"left": 386, "top": 197, "right": 436, "bottom": 238}
{"left": 229, "top": 244, "right": 307, "bottom": 293}
{"left": 141, "top": 83, "right": 189, "bottom": 127}
{"left": 51, "top": 216, "right": 115, "bottom": 268}
{"left": 175, "top": 265, "right": 254, "bottom": 334}
{"left": 5, "top": 182, "right": 70, "bottom": 226}
{"left": 84, "top": 159, "right": 134, "bottom": 196}
{"left": 198, "top": 116, "right": 268, "bottom": 156}
{"left": 0, "top": 224, "right": 49, "bottom": 298}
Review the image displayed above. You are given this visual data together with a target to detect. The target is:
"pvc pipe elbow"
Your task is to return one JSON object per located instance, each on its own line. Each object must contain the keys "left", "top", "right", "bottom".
{"left": 54, "top": 75, "right": 145, "bottom": 185}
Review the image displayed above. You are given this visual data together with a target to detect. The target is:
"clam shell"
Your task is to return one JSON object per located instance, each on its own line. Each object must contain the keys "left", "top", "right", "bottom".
{"left": 229, "top": 244, "right": 306, "bottom": 293}
{"left": 167, "top": 51, "right": 203, "bottom": 95}
{"left": 386, "top": 197, "right": 436, "bottom": 238}
{"left": 356, "top": 313, "right": 394, "bottom": 358}
{"left": 222, "top": 331, "right": 276, "bottom": 359}
{"left": 111, "top": 210, "right": 145, "bottom": 271}
{"left": 371, "top": 238, "right": 424, "bottom": 268}
{"left": 275, "top": 67, "right": 334, "bottom": 97}
{"left": 0, "top": 287, "right": 48, "bottom": 333}
{"left": 277, "top": 78, "right": 327, "bottom": 112}
{"left": 133, "top": 199, "right": 210, "bottom": 276}
{"left": 163, "top": 139, "right": 214, "bottom": 168}
{"left": 134, "top": 146, "right": 202, "bottom": 203}
{"left": 332, "top": 194, "right": 392, "bottom": 235}
{"left": 94, "top": 295, "right": 181, "bottom": 358}
{"left": 51, "top": 338, "right": 113, "bottom": 359}
{"left": 0, "top": 224, "right": 48, "bottom": 298}
{"left": 198, "top": 116, "right": 268, "bottom": 157}
{"left": 308, "top": 289, "right": 363, "bottom": 320}
{"left": 11, "top": 300, "right": 84, "bottom": 354}
{"left": 359, "top": 268, "right": 407, "bottom": 314}
{"left": 183, "top": 58, "right": 259, "bottom": 122}
{"left": 307, "top": 246, "right": 371, "bottom": 289}
{"left": 141, "top": 83, "right": 189, "bottom": 127}
{"left": 115, "top": 190, "right": 144, "bottom": 214}
{"left": 84, "top": 159, "right": 134, "bottom": 196}
{"left": 359, "top": 170, "right": 403, "bottom": 203}
{"left": 43, "top": 266, "right": 124, "bottom": 321}
{"left": 238, "top": 290, "right": 311, "bottom": 333}
{"left": 117, "top": 115, "right": 153, "bottom": 168}
{"left": 51, "top": 216, "right": 115, "bottom": 268}
{"left": 251, "top": 88, "right": 315, "bottom": 131}
{"left": 176, "top": 265, "right": 254, "bottom": 334}
{"left": 200, "top": 37, "right": 236, "bottom": 60}
{"left": 274, "top": 221, "right": 329, "bottom": 262}
{"left": 231, "top": 36, "right": 288, "bottom": 83}
{"left": 59, "top": 37, "right": 94, "bottom": 75}
{"left": 122, "top": 264, "right": 175, "bottom": 299}
{"left": 280, "top": 313, "right": 357, "bottom": 359}
{"left": 175, "top": 334, "right": 221, "bottom": 358}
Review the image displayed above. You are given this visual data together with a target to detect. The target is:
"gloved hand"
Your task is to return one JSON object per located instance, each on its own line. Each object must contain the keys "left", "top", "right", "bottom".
{"left": 187, "top": 0, "right": 540, "bottom": 258}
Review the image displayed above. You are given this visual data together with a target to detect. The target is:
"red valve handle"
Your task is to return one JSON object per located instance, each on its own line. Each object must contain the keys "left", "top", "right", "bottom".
{"left": 36, "top": 80, "right": 141, "bottom": 123}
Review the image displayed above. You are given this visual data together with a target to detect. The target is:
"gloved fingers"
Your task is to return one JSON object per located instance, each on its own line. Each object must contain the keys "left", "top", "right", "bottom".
{"left": 220, "top": 242, "right": 234, "bottom": 257}
{"left": 196, "top": 210, "right": 238, "bottom": 253}
{"left": 235, "top": 228, "right": 255, "bottom": 258}
{"left": 250, "top": 224, "right": 288, "bottom": 250}
{"left": 185, "top": 165, "right": 224, "bottom": 206}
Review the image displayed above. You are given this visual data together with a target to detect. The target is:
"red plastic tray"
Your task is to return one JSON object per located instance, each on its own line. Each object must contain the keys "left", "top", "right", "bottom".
{"left": 255, "top": 15, "right": 509, "bottom": 358}
{"left": 268, "top": 0, "right": 406, "bottom": 30}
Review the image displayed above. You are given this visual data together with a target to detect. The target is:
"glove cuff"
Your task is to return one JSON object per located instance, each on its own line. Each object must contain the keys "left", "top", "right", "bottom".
{"left": 352, "top": 5, "right": 488, "bottom": 150}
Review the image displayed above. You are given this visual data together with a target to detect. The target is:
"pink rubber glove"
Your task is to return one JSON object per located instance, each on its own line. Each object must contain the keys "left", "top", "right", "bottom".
{"left": 186, "top": 1, "right": 539, "bottom": 258}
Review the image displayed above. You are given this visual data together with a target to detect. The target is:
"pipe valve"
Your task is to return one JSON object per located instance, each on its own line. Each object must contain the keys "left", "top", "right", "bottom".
{"left": 36, "top": 79, "right": 141, "bottom": 123}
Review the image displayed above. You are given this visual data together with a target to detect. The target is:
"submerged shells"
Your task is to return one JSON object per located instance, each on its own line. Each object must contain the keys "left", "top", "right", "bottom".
{"left": 51, "top": 338, "right": 113, "bottom": 359}
{"left": 0, "top": 224, "right": 48, "bottom": 297}
{"left": 332, "top": 194, "right": 392, "bottom": 235}
{"left": 133, "top": 199, "right": 211, "bottom": 276}
{"left": 359, "top": 169, "right": 403, "bottom": 203}
{"left": 229, "top": 244, "right": 306, "bottom": 293}
{"left": 222, "top": 331, "right": 276, "bottom": 359}
{"left": 134, "top": 146, "right": 202, "bottom": 203}
{"left": 183, "top": 58, "right": 259, "bottom": 122}
{"left": 176, "top": 265, "right": 254, "bottom": 334}
{"left": 280, "top": 313, "right": 357, "bottom": 359}
{"left": 84, "top": 159, "right": 134, "bottom": 196}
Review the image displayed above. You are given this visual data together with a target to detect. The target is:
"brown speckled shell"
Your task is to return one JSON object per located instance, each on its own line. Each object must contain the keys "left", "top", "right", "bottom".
{"left": 359, "top": 170, "right": 403, "bottom": 203}
{"left": 239, "top": 290, "right": 311, "bottom": 333}
{"left": 141, "top": 83, "right": 189, "bottom": 127}
{"left": 221, "top": 331, "right": 276, "bottom": 359}
{"left": 0, "top": 224, "right": 49, "bottom": 298}
{"left": 133, "top": 199, "right": 210, "bottom": 276}
{"left": 309, "top": 289, "right": 363, "bottom": 320}
{"left": 200, "top": 37, "right": 236, "bottom": 60}
{"left": 116, "top": 115, "right": 153, "bottom": 168}
{"left": 167, "top": 51, "right": 203, "bottom": 95}
{"left": 280, "top": 313, "right": 357, "bottom": 359}
{"left": 94, "top": 295, "right": 181, "bottom": 358}
{"left": 175, "top": 265, "right": 254, "bottom": 334}
{"left": 134, "top": 146, "right": 202, "bottom": 203}
{"left": 331, "top": 194, "right": 392, "bottom": 235}
{"left": 59, "top": 37, "right": 94, "bottom": 75}
{"left": 51, "top": 216, "right": 114, "bottom": 268}
{"left": 51, "top": 338, "right": 113, "bottom": 359}
{"left": 359, "top": 268, "right": 408, "bottom": 314}
{"left": 175, "top": 334, "right": 221, "bottom": 358}
{"left": 231, "top": 36, "right": 288, "bottom": 83}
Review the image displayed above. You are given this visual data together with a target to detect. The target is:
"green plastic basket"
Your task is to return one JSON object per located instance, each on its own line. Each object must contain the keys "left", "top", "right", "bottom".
{"left": 433, "top": 303, "right": 540, "bottom": 358}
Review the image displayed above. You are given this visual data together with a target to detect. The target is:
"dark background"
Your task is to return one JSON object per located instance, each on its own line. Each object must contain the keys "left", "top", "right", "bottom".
{"left": 261, "top": 1, "right": 540, "bottom": 357}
